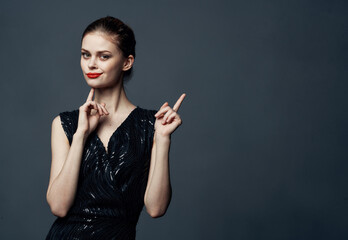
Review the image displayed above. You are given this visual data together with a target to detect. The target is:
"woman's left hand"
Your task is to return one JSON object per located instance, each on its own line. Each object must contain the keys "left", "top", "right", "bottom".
{"left": 154, "top": 93, "right": 186, "bottom": 137}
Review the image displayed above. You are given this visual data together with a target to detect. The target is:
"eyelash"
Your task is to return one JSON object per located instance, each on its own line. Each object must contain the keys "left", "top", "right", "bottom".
{"left": 81, "top": 53, "right": 110, "bottom": 60}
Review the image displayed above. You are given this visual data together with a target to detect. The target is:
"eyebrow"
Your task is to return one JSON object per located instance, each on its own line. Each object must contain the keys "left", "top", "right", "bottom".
{"left": 81, "top": 48, "right": 112, "bottom": 54}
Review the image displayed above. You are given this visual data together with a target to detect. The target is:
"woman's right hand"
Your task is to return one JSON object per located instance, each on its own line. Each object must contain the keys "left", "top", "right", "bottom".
{"left": 76, "top": 88, "right": 109, "bottom": 138}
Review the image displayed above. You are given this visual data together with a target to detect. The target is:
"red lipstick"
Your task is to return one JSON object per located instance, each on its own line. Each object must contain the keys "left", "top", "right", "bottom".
{"left": 86, "top": 72, "right": 103, "bottom": 79}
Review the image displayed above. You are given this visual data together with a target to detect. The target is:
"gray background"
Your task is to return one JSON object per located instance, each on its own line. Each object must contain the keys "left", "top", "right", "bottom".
{"left": 0, "top": 0, "right": 347, "bottom": 239}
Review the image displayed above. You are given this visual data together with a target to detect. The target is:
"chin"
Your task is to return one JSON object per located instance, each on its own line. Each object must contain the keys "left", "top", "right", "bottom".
{"left": 85, "top": 80, "right": 102, "bottom": 88}
{"left": 86, "top": 80, "right": 114, "bottom": 89}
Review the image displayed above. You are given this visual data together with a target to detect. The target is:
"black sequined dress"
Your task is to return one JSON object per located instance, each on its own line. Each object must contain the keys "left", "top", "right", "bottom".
{"left": 46, "top": 106, "right": 157, "bottom": 240}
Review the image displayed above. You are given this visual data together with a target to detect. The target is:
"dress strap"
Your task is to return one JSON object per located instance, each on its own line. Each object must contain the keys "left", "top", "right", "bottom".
{"left": 145, "top": 109, "right": 158, "bottom": 150}
{"left": 146, "top": 109, "right": 157, "bottom": 135}
{"left": 59, "top": 109, "right": 79, "bottom": 145}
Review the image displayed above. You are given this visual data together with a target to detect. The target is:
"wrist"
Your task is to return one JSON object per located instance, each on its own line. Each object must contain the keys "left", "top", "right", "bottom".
{"left": 74, "top": 129, "right": 88, "bottom": 143}
{"left": 154, "top": 132, "right": 171, "bottom": 143}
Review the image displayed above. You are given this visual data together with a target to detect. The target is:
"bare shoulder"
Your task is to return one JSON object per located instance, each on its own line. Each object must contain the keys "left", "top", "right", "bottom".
{"left": 51, "top": 114, "right": 70, "bottom": 146}
{"left": 52, "top": 115, "right": 61, "bottom": 128}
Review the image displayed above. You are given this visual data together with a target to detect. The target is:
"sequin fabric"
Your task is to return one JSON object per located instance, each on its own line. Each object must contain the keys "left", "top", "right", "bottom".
{"left": 46, "top": 106, "right": 157, "bottom": 240}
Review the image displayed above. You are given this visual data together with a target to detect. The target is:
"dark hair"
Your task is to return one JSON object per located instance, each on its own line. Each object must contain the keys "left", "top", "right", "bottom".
{"left": 81, "top": 16, "right": 136, "bottom": 82}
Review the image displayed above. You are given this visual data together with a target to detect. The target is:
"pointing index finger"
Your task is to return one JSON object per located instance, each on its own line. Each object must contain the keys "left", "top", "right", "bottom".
{"left": 173, "top": 93, "right": 186, "bottom": 112}
{"left": 86, "top": 88, "right": 95, "bottom": 102}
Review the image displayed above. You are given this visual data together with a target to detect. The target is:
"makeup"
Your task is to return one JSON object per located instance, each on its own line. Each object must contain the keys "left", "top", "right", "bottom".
{"left": 87, "top": 73, "right": 103, "bottom": 79}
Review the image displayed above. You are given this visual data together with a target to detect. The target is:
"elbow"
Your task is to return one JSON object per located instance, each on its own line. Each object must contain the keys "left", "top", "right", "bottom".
{"left": 46, "top": 194, "right": 69, "bottom": 218}
{"left": 146, "top": 207, "right": 167, "bottom": 218}
{"left": 48, "top": 201, "right": 69, "bottom": 218}
{"left": 51, "top": 207, "right": 68, "bottom": 218}
{"left": 149, "top": 210, "right": 166, "bottom": 218}
{"left": 145, "top": 194, "right": 172, "bottom": 218}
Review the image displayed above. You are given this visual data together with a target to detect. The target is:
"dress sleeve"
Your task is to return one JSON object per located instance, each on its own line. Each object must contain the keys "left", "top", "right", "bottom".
{"left": 58, "top": 109, "right": 79, "bottom": 146}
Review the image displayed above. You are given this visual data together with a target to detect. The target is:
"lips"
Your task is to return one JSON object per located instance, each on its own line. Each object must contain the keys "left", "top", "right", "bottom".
{"left": 86, "top": 73, "right": 103, "bottom": 79}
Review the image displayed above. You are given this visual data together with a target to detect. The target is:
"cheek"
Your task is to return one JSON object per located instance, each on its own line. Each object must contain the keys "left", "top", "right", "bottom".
{"left": 102, "top": 61, "right": 123, "bottom": 74}
{"left": 80, "top": 58, "right": 87, "bottom": 69}
{"left": 104, "top": 67, "right": 120, "bottom": 79}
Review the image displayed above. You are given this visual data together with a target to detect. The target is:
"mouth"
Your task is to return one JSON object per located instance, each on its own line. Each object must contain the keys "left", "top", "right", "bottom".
{"left": 86, "top": 73, "right": 103, "bottom": 79}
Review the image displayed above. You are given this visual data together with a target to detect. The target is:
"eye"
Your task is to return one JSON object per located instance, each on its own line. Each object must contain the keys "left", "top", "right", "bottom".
{"left": 100, "top": 55, "right": 111, "bottom": 60}
{"left": 81, "top": 52, "right": 90, "bottom": 58}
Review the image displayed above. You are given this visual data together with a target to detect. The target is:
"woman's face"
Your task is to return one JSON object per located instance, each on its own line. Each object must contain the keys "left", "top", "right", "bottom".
{"left": 80, "top": 32, "right": 127, "bottom": 88}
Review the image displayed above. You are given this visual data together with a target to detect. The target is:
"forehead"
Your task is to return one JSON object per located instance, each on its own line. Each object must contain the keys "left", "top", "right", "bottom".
{"left": 81, "top": 32, "right": 119, "bottom": 53}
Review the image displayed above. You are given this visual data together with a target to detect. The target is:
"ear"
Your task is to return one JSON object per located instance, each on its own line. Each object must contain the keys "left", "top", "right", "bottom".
{"left": 122, "top": 55, "right": 135, "bottom": 71}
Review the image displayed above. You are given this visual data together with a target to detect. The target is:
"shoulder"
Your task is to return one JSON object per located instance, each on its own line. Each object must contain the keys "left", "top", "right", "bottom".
{"left": 59, "top": 109, "right": 79, "bottom": 121}
{"left": 135, "top": 107, "right": 157, "bottom": 144}
{"left": 136, "top": 106, "right": 157, "bottom": 124}
{"left": 51, "top": 109, "right": 78, "bottom": 125}
{"left": 54, "top": 109, "right": 79, "bottom": 145}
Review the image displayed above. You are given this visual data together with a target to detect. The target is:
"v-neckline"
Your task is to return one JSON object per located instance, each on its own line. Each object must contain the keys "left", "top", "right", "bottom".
{"left": 94, "top": 106, "right": 139, "bottom": 156}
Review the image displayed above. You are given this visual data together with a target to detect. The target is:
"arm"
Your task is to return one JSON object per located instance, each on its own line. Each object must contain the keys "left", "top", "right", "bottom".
{"left": 46, "top": 115, "right": 87, "bottom": 217}
{"left": 144, "top": 132, "right": 172, "bottom": 218}
{"left": 143, "top": 93, "right": 186, "bottom": 218}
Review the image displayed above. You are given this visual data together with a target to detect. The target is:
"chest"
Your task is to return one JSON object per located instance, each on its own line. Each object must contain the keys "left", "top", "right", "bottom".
{"left": 95, "top": 118, "right": 126, "bottom": 154}
{"left": 77, "top": 131, "right": 147, "bottom": 195}
{"left": 80, "top": 119, "right": 150, "bottom": 176}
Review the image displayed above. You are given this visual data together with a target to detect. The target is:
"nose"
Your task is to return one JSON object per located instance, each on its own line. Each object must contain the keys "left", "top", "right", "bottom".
{"left": 88, "top": 56, "right": 98, "bottom": 69}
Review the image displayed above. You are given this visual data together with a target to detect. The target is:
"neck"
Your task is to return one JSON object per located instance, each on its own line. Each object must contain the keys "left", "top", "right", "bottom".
{"left": 94, "top": 80, "right": 136, "bottom": 114}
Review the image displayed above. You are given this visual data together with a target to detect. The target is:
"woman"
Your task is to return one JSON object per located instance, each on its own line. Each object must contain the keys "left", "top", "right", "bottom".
{"left": 45, "top": 16, "right": 185, "bottom": 239}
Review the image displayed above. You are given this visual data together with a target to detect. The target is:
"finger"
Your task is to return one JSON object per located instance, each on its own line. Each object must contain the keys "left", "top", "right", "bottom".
{"left": 97, "top": 104, "right": 104, "bottom": 116}
{"left": 154, "top": 102, "right": 169, "bottom": 117}
{"left": 100, "top": 103, "right": 109, "bottom": 115}
{"left": 162, "top": 109, "right": 174, "bottom": 124}
{"left": 86, "top": 88, "right": 95, "bottom": 102}
{"left": 85, "top": 100, "right": 96, "bottom": 110}
{"left": 160, "top": 102, "right": 169, "bottom": 109}
{"left": 173, "top": 93, "right": 186, "bottom": 112}
{"left": 166, "top": 111, "right": 177, "bottom": 123}
{"left": 154, "top": 103, "right": 169, "bottom": 117}
{"left": 87, "top": 101, "right": 99, "bottom": 115}
{"left": 155, "top": 106, "right": 171, "bottom": 118}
